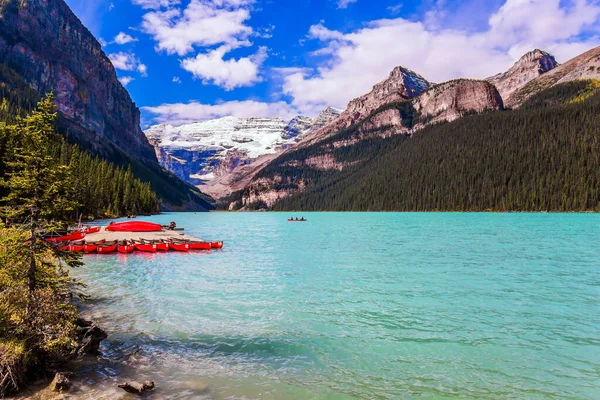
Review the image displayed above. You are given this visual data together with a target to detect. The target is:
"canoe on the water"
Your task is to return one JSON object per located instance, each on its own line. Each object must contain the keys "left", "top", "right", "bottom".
{"left": 135, "top": 243, "right": 157, "bottom": 253}
{"left": 97, "top": 244, "right": 117, "bottom": 254}
{"left": 106, "top": 221, "right": 163, "bottom": 232}
{"left": 189, "top": 241, "right": 211, "bottom": 250}
{"left": 83, "top": 244, "right": 97, "bottom": 253}
{"left": 210, "top": 241, "right": 224, "bottom": 249}
{"left": 117, "top": 244, "right": 135, "bottom": 254}
{"left": 169, "top": 242, "right": 189, "bottom": 252}
{"left": 68, "top": 244, "right": 84, "bottom": 252}
{"left": 155, "top": 242, "right": 169, "bottom": 251}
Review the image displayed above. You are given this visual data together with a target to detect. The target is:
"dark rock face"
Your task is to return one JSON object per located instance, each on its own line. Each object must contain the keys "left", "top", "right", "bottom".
{"left": 0, "top": 0, "right": 156, "bottom": 162}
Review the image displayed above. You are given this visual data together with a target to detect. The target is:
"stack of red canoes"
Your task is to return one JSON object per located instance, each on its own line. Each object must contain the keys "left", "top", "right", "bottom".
{"left": 106, "top": 221, "right": 162, "bottom": 232}
{"left": 53, "top": 221, "right": 224, "bottom": 254}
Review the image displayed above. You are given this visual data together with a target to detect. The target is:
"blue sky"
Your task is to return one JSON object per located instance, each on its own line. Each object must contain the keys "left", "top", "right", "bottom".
{"left": 64, "top": 0, "right": 600, "bottom": 126}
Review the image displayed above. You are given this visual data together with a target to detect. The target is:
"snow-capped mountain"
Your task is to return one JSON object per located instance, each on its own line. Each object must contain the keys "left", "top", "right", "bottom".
{"left": 145, "top": 108, "right": 341, "bottom": 183}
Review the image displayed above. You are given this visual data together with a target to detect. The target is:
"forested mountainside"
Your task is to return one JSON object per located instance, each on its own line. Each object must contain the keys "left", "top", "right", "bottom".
{"left": 0, "top": 0, "right": 214, "bottom": 211}
{"left": 0, "top": 62, "right": 214, "bottom": 211}
{"left": 0, "top": 94, "right": 161, "bottom": 218}
{"left": 238, "top": 80, "right": 600, "bottom": 212}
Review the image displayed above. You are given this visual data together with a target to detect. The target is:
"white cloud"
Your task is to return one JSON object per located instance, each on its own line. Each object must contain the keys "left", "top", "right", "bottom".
{"left": 140, "top": 0, "right": 253, "bottom": 56}
{"left": 137, "top": 63, "right": 148, "bottom": 77}
{"left": 337, "top": 0, "right": 357, "bottom": 9}
{"left": 173, "top": 76, "right": 182, "bottom": 83}
{"left": 119, "top": 76, "right": 135, "bottom": 87}
{"left": 108, "top": 52, "right": 139, "bottom": 70}
{"left": 108, "top": 52, "right": 149, "bottom": 78}
{"left": 143, "top": 100, "right": 298, "bottom": 126}
{"left": 281, "top": 0, "right": 600, "bottom": 113}
{"left": 181, "top": 46, "right": 268, "bottom": 90}
{"left": 132, "top": 0, "right": 180, "bottom": 9}
{"left": 114, "top": 32, "right": 138, "bottom": 45}
{"left": 108, "top": 2, "right": 115, "bottom": 11}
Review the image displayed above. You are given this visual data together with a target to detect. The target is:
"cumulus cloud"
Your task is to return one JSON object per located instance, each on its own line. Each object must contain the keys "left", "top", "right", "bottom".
{"left": 132, "top": 0, "right": 180, "bottom": 9}
{"left": 142, "top": 100, "right": 298, "bottom": 126}
{"left": 181, "top": 46, "right": 268, "bottom": 90}
{"left": 114, "top": 32, "right": 138, "bottom": 45}
{"left": 140, "top": 1, "right": 253, "bottom": 56}
{"left": 109, "top": 52, "right": 149, "bottom": 78}
{"left": 137, "top": 63, "right": 148, "bottom": 77}
{"left": 173, "top": 76, "right": 182, "bottom": 83}
{"left": 108, "top": 52, "right": 139, "bottom": 70}
{"left": 119, "top": 76, "right": 134, "bottom": 87}
{"left": 280, "top": 0, "right": 600, "bottom": 113}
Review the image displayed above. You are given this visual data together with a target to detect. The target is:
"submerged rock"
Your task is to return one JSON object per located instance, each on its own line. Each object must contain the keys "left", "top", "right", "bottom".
{"left": 76, "top": 318, "right": 108, "bottom": 355}
{"left": 49, "top": 372, "right": 72, "bottom": 393}
{"left": 117, "top": 380, "right": 155, "bottom": 394}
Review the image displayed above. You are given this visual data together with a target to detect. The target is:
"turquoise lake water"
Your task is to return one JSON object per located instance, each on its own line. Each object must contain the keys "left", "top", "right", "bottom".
{"left": 69, "top": 213, "right": 600, "bottom": 399}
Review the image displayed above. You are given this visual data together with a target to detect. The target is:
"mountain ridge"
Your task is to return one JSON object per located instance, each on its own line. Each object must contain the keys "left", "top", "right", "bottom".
{"left": 227, "top": 46, "right": 600, "bottom": 210}
{"left": 145, "top": 107, "right": 341, "bottom": 192}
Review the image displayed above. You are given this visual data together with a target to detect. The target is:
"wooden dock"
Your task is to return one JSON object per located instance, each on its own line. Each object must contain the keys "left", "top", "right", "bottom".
{"left": 84, "top": 226, "right": 201, "bottom": 242}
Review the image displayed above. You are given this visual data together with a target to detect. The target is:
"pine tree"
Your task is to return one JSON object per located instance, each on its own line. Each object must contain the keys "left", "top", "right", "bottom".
{"left": 0, "top": 94, "right": 80, "bottom": 292}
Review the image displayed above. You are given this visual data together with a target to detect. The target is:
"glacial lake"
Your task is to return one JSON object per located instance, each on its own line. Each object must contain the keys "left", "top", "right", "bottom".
{"left": 67, "top": 212, "right": 599, "bottom": 399}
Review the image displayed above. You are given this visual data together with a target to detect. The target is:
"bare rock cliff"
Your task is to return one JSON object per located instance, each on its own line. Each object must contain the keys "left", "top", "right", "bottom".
{"left": 362, "top": 79, "right": 503, "bottom": 134}
{"left": 0, "top": 0, "right": 156, "bottom": 161}
{"left": 312, "top": 66, "right": 431, "bottom": 140}
{"left": 488, "top": 49, "right": 558, "bottom": 107}
{"left": 414, "top": 79, "right": 504, "bottom": 126}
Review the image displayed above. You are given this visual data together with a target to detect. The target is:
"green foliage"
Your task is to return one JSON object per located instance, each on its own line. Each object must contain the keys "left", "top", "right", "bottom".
{"left": 270, "top": 81, "right": 600, "bottom": 212}
{"left": 0, "top": 95, "right": 161, "bottom": 219}
{"left": 0, "top": 96, "right": 83, "bottom": 395}
{"left": 60, "top": 145, "right": 161, "bottom": 218}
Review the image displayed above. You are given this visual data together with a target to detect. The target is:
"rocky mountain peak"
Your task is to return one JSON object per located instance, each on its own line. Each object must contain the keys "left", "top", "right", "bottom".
{"left": 378, "top": 66, "right": 432, "bottom": 99}
{"left": 145, "top": 106, "right": 343, "bottom": 185}
{"left": 312, "top": 66, "right": 431, "bottom": 139}
{"left": 488, "top": 49, "right": 559, "bottom": 107}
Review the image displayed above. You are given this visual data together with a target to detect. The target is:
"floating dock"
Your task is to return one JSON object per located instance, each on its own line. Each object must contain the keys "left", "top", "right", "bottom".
{"left": 83, "top": 226, "right": 201, "bottom": 243}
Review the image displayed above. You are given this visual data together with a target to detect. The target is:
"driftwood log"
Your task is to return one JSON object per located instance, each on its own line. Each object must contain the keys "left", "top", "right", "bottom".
{"left": 118, "top": 380, "right": 155, "bottom": 394}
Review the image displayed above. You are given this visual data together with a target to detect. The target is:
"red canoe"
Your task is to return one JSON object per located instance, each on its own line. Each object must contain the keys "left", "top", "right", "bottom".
{"left": 118, "top": 244, "right": 135, "bottom": 254}
{"left": 97, "top": 244, "right": 117, "bottom": 254}
{"left": 169, "top": 242, "right": 189, "bottom": 252}
{"left": 106, "top": 221, "right": 163, "bottom": 232}
{"left": 189, "top": 242, "right": 211, "bottom": 250}
{"left": 46, "top": 231, "right": 85, "bottom": 243}
{"left": 135, "top": 243, "right": 157, "bottom": 253}
{"left": 210, "top": 241, "right": 224, "bottom": 249}
{"left": 83, "top": 244, "right": 97, "bottom": 253}
{"left": 155, "top": 242, "right": 169, "bottom": 251}
{"left": 84, "top": 226, "right": 101, "bottom": 234}
{"left": 68, "top": 244, "right": 84, "bottom": 252}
